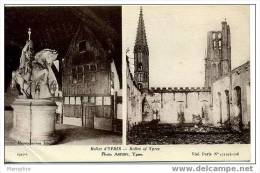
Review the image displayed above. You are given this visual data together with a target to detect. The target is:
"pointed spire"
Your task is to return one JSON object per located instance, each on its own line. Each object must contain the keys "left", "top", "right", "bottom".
{"left": 135, "top": 6, "right": 148, "bottom": 47}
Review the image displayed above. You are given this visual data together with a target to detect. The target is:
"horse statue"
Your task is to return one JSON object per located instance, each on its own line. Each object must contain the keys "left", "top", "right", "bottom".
{"left": 11, "top": 48, "right": 58, "bottom": 99}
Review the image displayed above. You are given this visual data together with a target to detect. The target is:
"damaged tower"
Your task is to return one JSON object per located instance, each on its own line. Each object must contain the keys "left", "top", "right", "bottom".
{"left": 205, "top": 19, "right": 231, "bottom": 87}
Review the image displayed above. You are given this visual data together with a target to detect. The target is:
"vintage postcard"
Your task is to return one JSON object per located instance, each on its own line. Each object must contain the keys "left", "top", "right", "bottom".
{"left": 3, "top": 4, "right": 255, "bottom": 163}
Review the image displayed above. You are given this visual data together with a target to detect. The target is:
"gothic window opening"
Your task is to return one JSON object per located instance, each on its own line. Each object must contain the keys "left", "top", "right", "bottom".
{"left": 201, "top": 101, "right": 209, "bottom": 119}
{"left": 212, "top": 33, "right": 216, "bottom": 39}
{"left": 218, "top": 33, "right": 222, "bottom": 38}
{"left": 139, "top": 73, "right": 143, "bottom": 82}
{"left": 138, "top": 63, "right": 143, "bottom": 71}
{"left": 213, "top": 41, "right": 217, "bottom": 49}
{"left": 218, "top": 40, "right": 222, "bottom": 49}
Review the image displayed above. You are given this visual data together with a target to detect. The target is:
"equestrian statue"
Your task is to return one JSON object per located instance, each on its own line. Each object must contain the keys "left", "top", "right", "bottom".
{"left": 11, "top": 28, "right": 58, "bottom": 99}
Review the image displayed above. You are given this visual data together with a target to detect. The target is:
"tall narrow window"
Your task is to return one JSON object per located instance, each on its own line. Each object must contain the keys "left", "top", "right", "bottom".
{"left": 213, "top": 41, "right": 217, "bottom": 49}
{"left": 212, "top": 33, "right": 216, "bottom": 39}
{"left": 218, "top": 40, "right": 222, "bottom": 49}
{"left": 78, "top": 40, "right": 87, "bottom": 53}
{"left": 139, "top": 64, "right": 143, "bottom": 71}
{"left": 139, "top": 73, "right": 143, "bottom": 82}
{"left": 218, "top": 33, "right": 222, "bottom": 39}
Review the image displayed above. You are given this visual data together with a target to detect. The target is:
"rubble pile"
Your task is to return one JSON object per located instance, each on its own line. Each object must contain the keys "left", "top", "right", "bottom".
{"left": 128, "top": 122, "right": 250, "bottom": 145}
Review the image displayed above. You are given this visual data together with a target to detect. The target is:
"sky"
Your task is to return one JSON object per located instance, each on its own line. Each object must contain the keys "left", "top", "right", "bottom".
{"left": 123, "top": 5, "right": 250, "bottom": 88}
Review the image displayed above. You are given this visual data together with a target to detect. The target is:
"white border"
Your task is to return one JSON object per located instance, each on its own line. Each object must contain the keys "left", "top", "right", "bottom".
{"left": 0, "top": 0, "right": 259, "bottom": 173}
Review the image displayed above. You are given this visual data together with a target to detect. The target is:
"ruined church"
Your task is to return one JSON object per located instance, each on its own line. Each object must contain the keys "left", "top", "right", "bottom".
{"left": 127, "top": 8, "right": 250, "bottom": 131}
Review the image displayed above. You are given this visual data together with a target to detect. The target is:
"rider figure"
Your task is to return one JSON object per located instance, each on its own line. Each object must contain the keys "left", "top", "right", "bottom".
{"left": 19, "top": 40, "right": 34, "bottom": 75}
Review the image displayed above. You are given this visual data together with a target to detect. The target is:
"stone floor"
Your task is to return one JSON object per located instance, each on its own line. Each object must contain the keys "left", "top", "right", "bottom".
{"left": 127, "top": 122, "right": 250, "bottom": 145}
{"left": 5, "top": 109, "right": 122, "bottom": 145}
{"left": 5, "top": 121, "right": 122, "bottom": 146}
{"left": 54, "top": 124, "right": 122, "bottom": 145}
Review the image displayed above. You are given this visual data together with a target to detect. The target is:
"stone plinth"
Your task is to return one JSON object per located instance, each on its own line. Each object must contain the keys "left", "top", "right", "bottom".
{"left": 10, "top": 98, "right": 58, "bottom": 145}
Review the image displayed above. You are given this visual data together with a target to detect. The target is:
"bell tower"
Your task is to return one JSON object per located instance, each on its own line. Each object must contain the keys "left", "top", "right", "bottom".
{"left": 204, "top": 19, "right": 231, "bottom": 88}
{"left": 134, "top": 7, "right": 149, "bottom": 91}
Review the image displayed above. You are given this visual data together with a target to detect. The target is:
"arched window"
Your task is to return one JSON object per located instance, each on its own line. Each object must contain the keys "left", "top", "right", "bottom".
{"left": 218, "top": 40, "right": 222, "bottom": 49}
{"left": 213, "top": 41, "right": 217, "bottom": 49}
{"left": 139, "top": 64, "right": 143, "bottom": 71}
{"left": 139, "top": 73, "right": 143, "bottom": 81}
{"left": 212, "top": 33, "right": 216, "bottom": 39}
{"left": 218, "top": 33, "right": 222, "bottom": 38}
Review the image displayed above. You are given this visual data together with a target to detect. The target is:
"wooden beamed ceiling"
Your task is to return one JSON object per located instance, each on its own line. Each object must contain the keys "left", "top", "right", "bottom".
{"left": 4, "top": 6, "right": 122, "bottom": 90}
{"left": 5, "top": 6, "right": 121, "bottom": 58}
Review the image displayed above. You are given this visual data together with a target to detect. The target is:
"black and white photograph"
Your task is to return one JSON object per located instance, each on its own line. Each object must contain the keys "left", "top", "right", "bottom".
{"left": 4, "top": 6, "right": 122, "bottom": 149}
{"left": 125, "top": 5, "right": 251, "bottom": 145}
{"left": 1, "top": 2, "right": 258, "bottom": 166}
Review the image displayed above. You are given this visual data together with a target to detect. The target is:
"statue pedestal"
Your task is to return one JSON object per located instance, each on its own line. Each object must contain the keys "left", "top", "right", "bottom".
{"left": 10, "top": 98, "right": 58, "bottom": 145}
